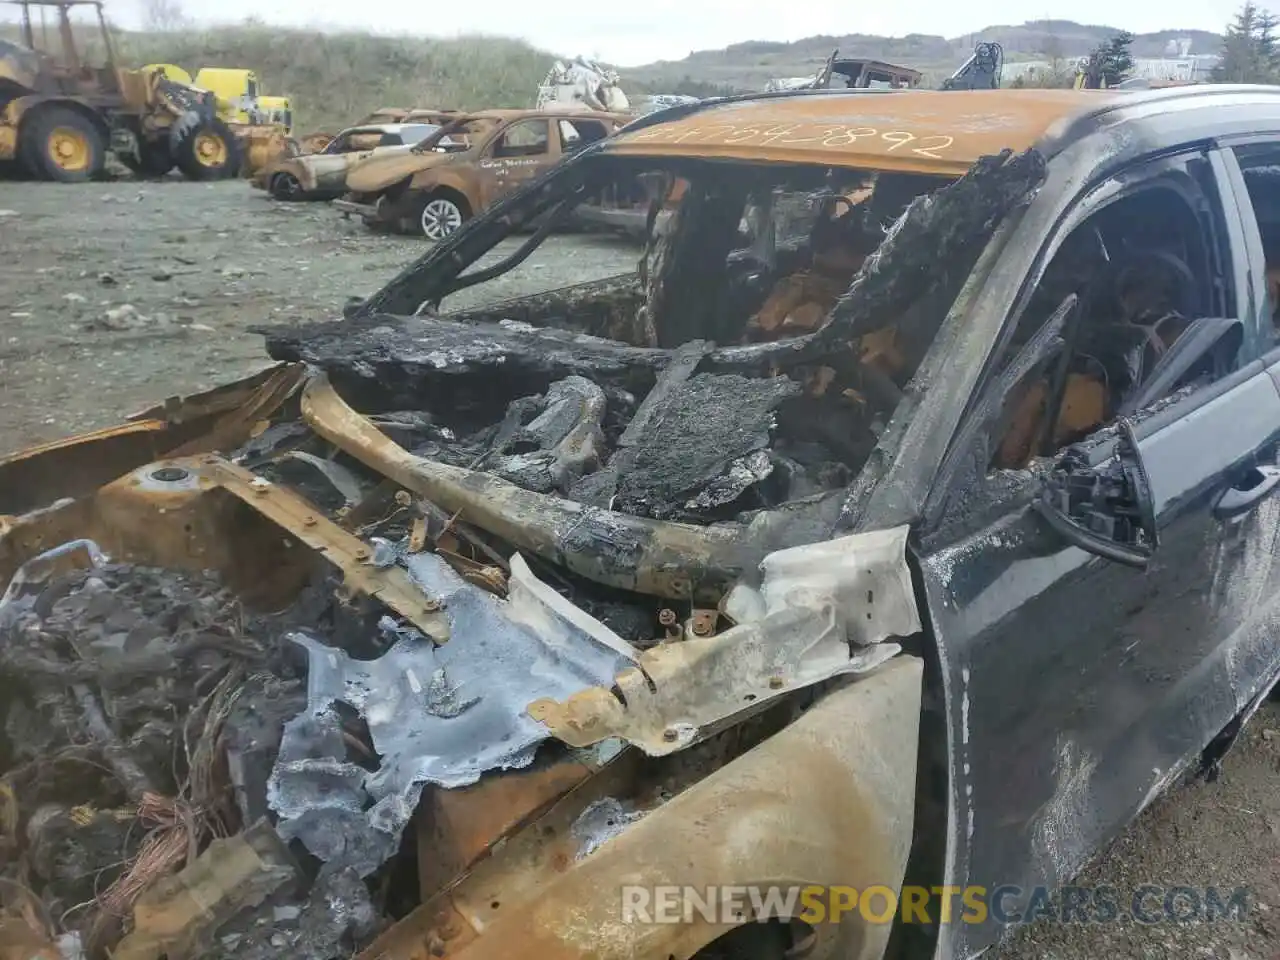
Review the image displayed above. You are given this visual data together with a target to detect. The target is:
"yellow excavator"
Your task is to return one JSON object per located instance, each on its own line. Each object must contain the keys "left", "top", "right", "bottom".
{"left": 0, "top": 0, "right": 240, "bottom": 180}
{"left": 137, "top": 63, "right": 298, "bottom": 177}
{"left": 142, "top": 64, "right": 294, "bottom": 133}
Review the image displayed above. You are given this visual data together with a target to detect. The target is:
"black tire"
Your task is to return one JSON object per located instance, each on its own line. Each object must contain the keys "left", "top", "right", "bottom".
{"left": 19, "top": 106, "right": 105, "bottom": 183}
{"left": 173, "top": 117, "right": 241, "bottom": 181}
{"left": 270, "top": 171, "right": 306, "bottom": 201}
{"left": 119, "top": 140, "right": 174, "bottom": 178}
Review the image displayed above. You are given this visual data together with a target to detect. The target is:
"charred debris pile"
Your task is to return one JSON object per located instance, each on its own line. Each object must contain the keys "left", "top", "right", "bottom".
{"left": 0, "top": 552, "right": 386, "bottom": 960}
{"left": 0, "top": 150, "right": 1044, "bottom": 960}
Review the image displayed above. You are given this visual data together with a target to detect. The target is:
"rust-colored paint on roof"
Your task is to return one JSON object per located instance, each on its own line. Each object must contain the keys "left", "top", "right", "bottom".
{"left": 606, "top": 89, "right": 1121, "bottom": 176}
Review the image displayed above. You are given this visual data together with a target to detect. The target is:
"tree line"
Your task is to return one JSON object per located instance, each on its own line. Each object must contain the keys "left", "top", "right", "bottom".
{"left": 1214, "top": 2, "right": 1280, "bottom": 82}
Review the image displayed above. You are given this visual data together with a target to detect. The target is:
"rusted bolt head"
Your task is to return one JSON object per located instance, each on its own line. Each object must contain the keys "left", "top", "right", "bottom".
{"left": 423, "top": 599, "right": 441, "bottom": 613}
{"left": 662, "top": 727, "right": 679, "bottom": 743}
{"left": 768, "top": 676, "right": 784, "bottom": 690}
{"left": 302, "top": 515, "right": 317, "bottom": 527}
{"left": 395, "top": 490, "right": 412, "bottom": 506}
{"left": 355, "top": 547, "right": 370, "bottom": 561}
{"left": 657, "top": 608, "right": 677, "bottom": 626}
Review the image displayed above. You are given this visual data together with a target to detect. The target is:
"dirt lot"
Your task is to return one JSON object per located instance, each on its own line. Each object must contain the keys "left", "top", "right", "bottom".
{"left": 0, "top": 179, "right": 639, "bottom": 453}
{"left": 0, "top": 178, "right": 1277, "bottom": 960}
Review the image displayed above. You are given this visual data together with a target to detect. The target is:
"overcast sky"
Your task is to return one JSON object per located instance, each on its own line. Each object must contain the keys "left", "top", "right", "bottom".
{"left": 82, "top": 1, "right": 1258, "bottom": 65}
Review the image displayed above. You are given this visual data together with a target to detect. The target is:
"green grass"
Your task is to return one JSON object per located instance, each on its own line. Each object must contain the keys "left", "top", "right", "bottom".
{"left": 1, "top": 21, "right": 557, "bottom": 132}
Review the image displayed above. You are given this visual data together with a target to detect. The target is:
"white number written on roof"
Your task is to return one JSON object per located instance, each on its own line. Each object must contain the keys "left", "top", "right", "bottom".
{"left": 622, "top": 122, "right": 957, "bottom": 159}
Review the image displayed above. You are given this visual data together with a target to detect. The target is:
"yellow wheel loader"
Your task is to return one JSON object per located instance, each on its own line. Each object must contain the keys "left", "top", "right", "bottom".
{"left": 141, "top": 63, "right": 297, "bottom": 177}
{"left": 0, "top": 0, "right": 240, "bottom": 181}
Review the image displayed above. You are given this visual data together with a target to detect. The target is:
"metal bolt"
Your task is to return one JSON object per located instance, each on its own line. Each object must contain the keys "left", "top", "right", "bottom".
{"left": 423, "top": 599, "right": 441, "bottom": 613}
{"left": 355, "top": 548, "right": 370, "bottom": 561}
{"left": 768, "top": 676, "right": 784, "bottom": 690}
{"left": 691, "top": 611, "right": 716, "bottom": 637}
{"left": 395, "top": 490, "right": 413, "bottom": 506}
{"left": 662, "top": 727, "right": 679, "bottom": 743}
{"left": 303, "top": 515, "right": 317, "bottom": 527}
{"left": 657, "top": 608, "right": 677, "bottom": 626}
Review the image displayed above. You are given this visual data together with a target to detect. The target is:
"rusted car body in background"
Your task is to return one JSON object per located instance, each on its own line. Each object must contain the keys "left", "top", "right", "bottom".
{"left": 335, "top": 108, "right": 626, "bottom": 239}
{"left": 250, "top": 121, "right": 446, "bottom": 201}
{"left": 4, "top": 86, "right": 1280, "bottom": 960}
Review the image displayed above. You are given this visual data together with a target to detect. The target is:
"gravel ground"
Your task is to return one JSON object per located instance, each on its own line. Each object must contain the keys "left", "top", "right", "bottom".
{"left": 0, "top": 178, "right": 639, "bottom": 452}
{"left": 1, "top": 177, "right": 1277, "bottom": 960}
{"left": 994, "top": 706, "right": 1280, "bottom": 959}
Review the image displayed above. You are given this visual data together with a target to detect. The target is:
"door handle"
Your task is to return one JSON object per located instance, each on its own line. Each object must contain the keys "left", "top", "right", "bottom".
{"left": 1213, "top": 465, "right": 1280, "bottom": 520}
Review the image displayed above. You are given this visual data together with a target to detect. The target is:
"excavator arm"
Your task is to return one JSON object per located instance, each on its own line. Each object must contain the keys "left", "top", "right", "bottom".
{"left": 942, "top": 41, "right": 1004, "bottom": 90}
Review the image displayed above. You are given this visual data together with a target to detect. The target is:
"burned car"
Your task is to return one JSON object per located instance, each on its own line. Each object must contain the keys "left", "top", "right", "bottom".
{"left": 4, "top": 86, "right": 1280, "bottom": 960}
{"left": 252, "top": 121, "right": 448, "bottom": 201}
{"left": 335, "top": 108, "right": 626, "bottom": 239}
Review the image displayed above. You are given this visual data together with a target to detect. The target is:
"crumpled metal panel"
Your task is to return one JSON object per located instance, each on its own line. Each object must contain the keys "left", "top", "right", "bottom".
{"left": 529, "top": 526, "right": 921, "bottom": 755}
{"left": 267, "top": 552, "right": 637, "bottom": 876}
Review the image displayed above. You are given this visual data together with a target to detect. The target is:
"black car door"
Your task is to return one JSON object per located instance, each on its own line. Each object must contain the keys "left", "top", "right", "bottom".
{"left": 911, "top": 146, "right": 1280, "bottom": 958}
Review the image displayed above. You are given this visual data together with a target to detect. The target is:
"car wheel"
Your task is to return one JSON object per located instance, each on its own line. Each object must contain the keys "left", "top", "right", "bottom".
{"left": 419, "top": 195, "right": 465, "bottom": 240}
{"left": 270, "top": 172, "right": 305, "bottom": 201}
{"left": 20, "top": 107, "right": 105, "bottom": 183}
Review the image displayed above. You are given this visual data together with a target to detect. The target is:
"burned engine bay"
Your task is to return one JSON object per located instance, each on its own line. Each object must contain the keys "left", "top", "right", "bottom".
{"left": 0, "top": 148, "right": 1045, "bottom": 959}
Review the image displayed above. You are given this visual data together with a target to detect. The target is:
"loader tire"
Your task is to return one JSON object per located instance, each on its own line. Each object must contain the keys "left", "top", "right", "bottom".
{"left": 20, "top": 107, "right": 105, "bottom": 183}
{"left": 173, "top": 118, "right": 240, "bottom": 181}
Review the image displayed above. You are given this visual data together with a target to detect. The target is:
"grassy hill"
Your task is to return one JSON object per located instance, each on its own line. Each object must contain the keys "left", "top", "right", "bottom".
{"left": 0, "top": 21, "right": 557, "bottom": 131}
{"left": 628, "top": 19, "right": 1224, "bottom": 91}
{"left": 0, "top": 17, "right": 1226, "bottom": 130}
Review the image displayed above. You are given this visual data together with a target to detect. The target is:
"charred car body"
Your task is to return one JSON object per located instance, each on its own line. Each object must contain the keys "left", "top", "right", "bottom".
{"left": 335, "top": 108, "right": 626, "bottom": 239}
{"left": 251, "top": 121, "right": 450, "bottom": 201}
{"left": 3, "top": 86, "right": 1280, "bottom": 960}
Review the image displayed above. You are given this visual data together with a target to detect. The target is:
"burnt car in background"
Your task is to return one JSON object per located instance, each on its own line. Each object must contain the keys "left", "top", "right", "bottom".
{"left": 2, "top": 86, "right": 1280, "bottom": 960}
{"left": 251, "top": 121, "right": 448, "bottom": 201}
{"left": 335, "top": 108, "right": 626, "bottom": 239}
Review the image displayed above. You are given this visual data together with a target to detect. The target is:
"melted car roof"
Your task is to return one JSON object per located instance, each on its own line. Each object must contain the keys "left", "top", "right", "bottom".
{"left": 605, "top": 88, "right": 1122, "bottom": 176}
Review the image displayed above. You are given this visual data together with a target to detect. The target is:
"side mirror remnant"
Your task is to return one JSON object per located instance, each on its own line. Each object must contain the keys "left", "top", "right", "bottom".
{"left": 1033, "top": 418, "right": 1158, "bottom": 568}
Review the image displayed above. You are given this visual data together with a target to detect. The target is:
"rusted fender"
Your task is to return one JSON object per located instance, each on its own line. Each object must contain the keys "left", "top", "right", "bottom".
{"left": 410, "top": 656, "right": 923, "bottom": 960}
{"left": 1, "top": 94, "right": 109, "bottom": 145}
{"left": 0, "top": 364, "right": 305, "bottom": 516}
{"left": 346, "top": 150, "right": 453, "bottom": 193}
{"left": 408, "top": 167, "right": 472, "bottom": 201}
